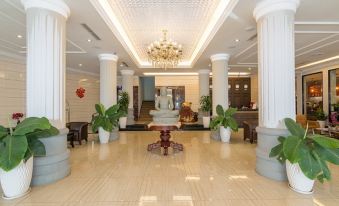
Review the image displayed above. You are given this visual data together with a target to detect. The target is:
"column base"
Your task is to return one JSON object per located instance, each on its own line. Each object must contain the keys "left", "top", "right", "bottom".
{"left": 127, "top": 108, "right": 135, "bottom": 125}
{"left": 110, "top": 128, "right": 120, "bottom": 141}
{"left": 256, "top": 127, "right": 289, "bottom": 181}
{"left": 31, "top": 128, "right": 70, "bottom": 186}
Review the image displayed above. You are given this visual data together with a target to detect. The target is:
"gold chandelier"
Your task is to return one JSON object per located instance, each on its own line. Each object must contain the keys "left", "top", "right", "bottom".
{"left": 147, "top": 30, "right": 183, "bottom": 69}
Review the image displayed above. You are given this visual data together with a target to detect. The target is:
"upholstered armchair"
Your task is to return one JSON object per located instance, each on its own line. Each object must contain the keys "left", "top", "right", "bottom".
{"left": 66, "top": 122, "right": 88, "bottom": 145}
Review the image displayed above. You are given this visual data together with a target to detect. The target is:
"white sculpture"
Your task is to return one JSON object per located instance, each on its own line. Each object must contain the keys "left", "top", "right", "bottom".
{"left": 150, "top": 87, "right": 179, "bottom": 124}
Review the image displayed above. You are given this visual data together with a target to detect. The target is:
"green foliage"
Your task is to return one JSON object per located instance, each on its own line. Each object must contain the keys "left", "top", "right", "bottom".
{"left": 316, "top": 108, "right": 327, "bottom": 121}
{"left": 91, "top": 103, "right": 124, "bottom": 133}
{"left": 269, "top": 118, "right": 339, "bottom": 183}
{"left": 0, "top": 117, "right": 58, "bottom": 172}
{"left": 118, "top": 92, "right": 130, "bottom": 116}
{"left": 199, "top": 95, "right": 212, "bottom": 114}
{"left": 209, "top": 105, "right": 238, "bottom": 132}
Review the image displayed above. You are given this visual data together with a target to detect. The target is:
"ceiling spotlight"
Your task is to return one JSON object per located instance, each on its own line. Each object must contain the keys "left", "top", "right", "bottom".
{"left": 17, "top": 34, "right": 23, "bottom": 39}
{"left": 87, "top": 39, "right": 92, "bottom": 42}
{"left": 248, "top": 67, "right": 252, "bottom": 71}
{"left": 78, "top": 63, "right": 82, "bottom": 67}
{"left": 235, "top": 39, "right": 240, "bottom": 42}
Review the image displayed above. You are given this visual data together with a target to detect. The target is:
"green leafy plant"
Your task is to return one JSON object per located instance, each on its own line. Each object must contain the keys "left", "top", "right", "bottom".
{"left": 0, "top": 117, "right": 59, "bottom": 172}
{"left": 209, "top": 105, "right": 238, "bottom": 132}
{"left": 316, "top": 108, "right": 327, "bottom": 121}
{"left": 270, "top": 118, "right": 339, "bottom": 183}
{"left": 91, "top": 103, "right": 124, "bottom": 133}
{"left": 199, "top": 95, "right": 212, "bottom": 116}
{"left": 118, "top": 91, "right": 129, "bottom": 116}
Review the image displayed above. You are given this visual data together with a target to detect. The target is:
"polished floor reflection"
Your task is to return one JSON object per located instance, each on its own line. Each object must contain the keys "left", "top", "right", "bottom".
{"left": 1, "top": 130, "right": 338, "bottom": 206}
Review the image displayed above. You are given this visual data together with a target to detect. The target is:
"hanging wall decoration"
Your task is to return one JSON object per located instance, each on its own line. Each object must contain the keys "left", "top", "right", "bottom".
{"left": 76, "top": 87, "right": 86, "bottom": 98}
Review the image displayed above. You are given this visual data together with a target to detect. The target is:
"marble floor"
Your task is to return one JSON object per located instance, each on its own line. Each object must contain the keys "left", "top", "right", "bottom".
{"left": 1, "top": 130, "right": 338, "bottom": 206}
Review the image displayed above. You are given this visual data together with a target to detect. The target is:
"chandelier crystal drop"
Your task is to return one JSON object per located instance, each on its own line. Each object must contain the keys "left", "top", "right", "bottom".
{"left": 147, "top": 30, "right": 183, "bottom": 69}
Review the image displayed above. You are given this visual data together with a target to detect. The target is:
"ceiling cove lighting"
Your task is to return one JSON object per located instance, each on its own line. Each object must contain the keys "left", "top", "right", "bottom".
{"left": 297, "top": 55, "right": 339, "bottom": 69}
{"left": 143, "top": 72, "right": 251, "bottom": 76}
{"left": 90, "top": 0, "right": 235, "bottom": 68}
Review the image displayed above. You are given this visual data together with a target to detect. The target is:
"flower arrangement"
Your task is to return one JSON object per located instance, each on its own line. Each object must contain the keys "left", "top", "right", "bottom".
{"left": 76, "top": 87, "right": 86, "bottom": 98}
{"left": 12, "top": 112, "right": 24, "bottom": 124}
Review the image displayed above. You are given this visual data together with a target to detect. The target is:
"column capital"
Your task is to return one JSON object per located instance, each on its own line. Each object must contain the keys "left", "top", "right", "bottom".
{"left": 120, "top": 69, "right": 135, "bottom": 76}
{"left": 98, "top": 53, "right": 118, "bottom": 62}
{"left": 198, "top": 69, "right": 211, "bottom": 74}
{"left": 21, "top": 0, "right": 70, "bottom": 19}
{"left": 210, "top": 53, "right": 230, "bottom": 62}
{"left": 253, "top": 0, "right": 300, "bottom": 21}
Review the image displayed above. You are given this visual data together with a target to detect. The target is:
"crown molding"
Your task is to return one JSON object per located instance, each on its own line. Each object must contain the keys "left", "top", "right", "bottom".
{"left": 66, "top": 67, "right": 99, "bottom": 77}
{"left": 210, "top": 53, "right": 230, "bottom": 62}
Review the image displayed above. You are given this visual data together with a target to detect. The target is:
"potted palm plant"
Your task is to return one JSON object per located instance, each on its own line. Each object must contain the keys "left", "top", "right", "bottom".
{"left": 270, "top": 118, "right": 339, "bottom": 194}
{"left": 200, "top": 95, "right": 212, "bottom": 128}
{"left": 316, "top": 108, "right": 327, "bottom": 128}
{"left": 210, "top": 105, "right": 238, "bottom": 142}
{"left": 118, "top": 91, "right": 129, "bottom": 129}
{"left": 91, "top": 103, "right": 123, "bottom": 144}
{"left": 0, "top": 117, "right": 58, "bottom": 199}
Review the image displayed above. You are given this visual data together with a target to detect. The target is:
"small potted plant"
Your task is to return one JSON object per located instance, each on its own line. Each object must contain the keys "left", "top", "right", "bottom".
{"left": 91, "top": 103, "right": 123, "bottom": 144}
{"left": 210, "top": 105, "right": 238, "bottom": 142}
{"left": 12, "top": 112, "right": 24, "bottom": 125}
{"left": 270, "top": 118, "right": 339, "bottom": 194}
{"left": 200, "top": 95, "right": 212, "bottom": 128}
{"left": 316, "top": 108, "right": 327, "bottom": 128}
{"left": 0, "top": 117, "right": 58, "bottom": 199}
{"left": 118, "top": 91, "right": 129, "bottom": 129}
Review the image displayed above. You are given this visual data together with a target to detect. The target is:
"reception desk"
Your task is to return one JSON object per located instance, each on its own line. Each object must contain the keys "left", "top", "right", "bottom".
{"left": 234, "top": 110, "right": 258, "bottom": 128}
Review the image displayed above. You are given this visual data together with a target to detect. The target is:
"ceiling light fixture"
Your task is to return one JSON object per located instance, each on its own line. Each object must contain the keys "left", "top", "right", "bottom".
{"left": 235, "top": 39, "right": 240, "bottom": 42}
{"left": 17, "top": 34, "right": 23, "bottom": 39}
{"left": 147, "top": 30, "right": 183, "bottom": 69}
{"left": 78, "top": 63, "right": 82, "bottom": 67}
{"left": 296, "top": 55, "right": 339, "bottom": 69}
{"left": 143, "top": 72, "right": 251, "bottom": 76}
{"left": 87, "top": 39, "right": 92, "bottom": 42}
{"left": 248, "top": 67, "right": 252, "bottom": 71}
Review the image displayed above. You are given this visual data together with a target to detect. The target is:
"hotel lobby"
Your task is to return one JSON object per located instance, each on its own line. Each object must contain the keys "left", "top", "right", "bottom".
{"left": 0, "top": 0, "right": 339, "bottom": 205}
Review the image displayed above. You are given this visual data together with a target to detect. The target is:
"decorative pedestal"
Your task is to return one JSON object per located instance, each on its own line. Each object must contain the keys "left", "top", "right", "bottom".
{"left": 147, "top": 123, "right": 183, "bottom": 156}
{"left": 31, "top": 128, "right": 70, "bottom": 186}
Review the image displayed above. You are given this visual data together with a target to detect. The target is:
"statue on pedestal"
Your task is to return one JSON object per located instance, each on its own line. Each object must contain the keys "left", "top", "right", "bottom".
{"left": 150, "top": 87, "right": 179, "bottom": 124}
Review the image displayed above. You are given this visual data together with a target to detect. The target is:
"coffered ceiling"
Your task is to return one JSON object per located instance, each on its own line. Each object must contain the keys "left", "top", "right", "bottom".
{"left": 0, "top": 0, "right": 339, "bottom": 75}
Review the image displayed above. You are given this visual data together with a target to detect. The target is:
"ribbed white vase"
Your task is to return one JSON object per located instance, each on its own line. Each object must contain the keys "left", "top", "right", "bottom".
{"left": 99, "top": 127, "right": 110, "bottom": 144}
{"left": 220, "top": 127, "right": 231, "bottom": 143}
{"left": 0, "top": 157, "right": 33, "bottom": 199}
{"left": 286, "top": 160, "right": 314, "bottom": 194}
{"left": 119, "top": 117, "right": 127, "bottom": 129}
{"left": 203, "top": 116, "right": 210, "bottom": 128}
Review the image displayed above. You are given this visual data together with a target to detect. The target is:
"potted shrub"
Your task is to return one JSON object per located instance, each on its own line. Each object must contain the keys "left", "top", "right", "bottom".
{"left": 316, "top": 108, "right": 327, "bottom": 128}
{"left": 200, "top": 95, "right": 212, "bottom": 128}
{"left": 210, "top": 105, "right": 238, "bottom": 142}
{"left": 0, "top": 117, "right": 58, "bottom": 199}
{"left": 91, "top": 103, "right": 123, "bottom": 144}
{"left": 118, "top": 91, "right": 129, "bottom": 129}
{"left": 270, "top": 118, "right": 339, "bottom": 194}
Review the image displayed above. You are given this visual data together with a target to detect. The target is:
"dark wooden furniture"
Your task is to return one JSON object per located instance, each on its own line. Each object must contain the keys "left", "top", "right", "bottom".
{"left": 243, "top": 120, "right": 258, "bottom": 144}
{"left": 66, "top": 122, "right": 88, "bottom": 145}
{"left": 234, "top": 111, "right": 258, "bottom": 128}
{"left": 148, "top": 125, "right": 183, "bottom": 155}
{"left": 67, "top": 131, "right": 75, "bottom": 148}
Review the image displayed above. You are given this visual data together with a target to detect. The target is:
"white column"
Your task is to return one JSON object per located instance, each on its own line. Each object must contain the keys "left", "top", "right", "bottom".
{"left": 296, "top": 71, "right": 303, "bottom": 115}
{"left": 210, "top": 54, "right": 230, "bottom": 115}
{"left": 121, "top": 69, "right": 135, "bottom": 125}
{"left": 98, "top": 54, "right": 118, "bottom": 108}
{"left": 198, "top": 69, "right": 210, "bottom": 98}
{"left": 23, "top": 0, "right": 70, "bottom": 129}
{"left": 254, "top": 0, "right": 300, "bottom": 181}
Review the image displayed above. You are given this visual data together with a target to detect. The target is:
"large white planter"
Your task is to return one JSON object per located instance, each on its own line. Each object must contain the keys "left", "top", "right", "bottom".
{"left": 220, "top": 127, "right": 231, "bottom": 143}
{"left": 0, "top": 157, "right": 33, "bottom": 199}
{"left": 317, "top": 120, "right": 326, "bottom": 128}
{"left": 286, "top": 160, "right": 314, "bottom": 194}
{"left": 119, "top": 116, "right": 127, "bottom": 129}
{"left": 98, "top": 127, "right": 110, "bottom": 144}
{"left": 203, "top": 116, "right": 210, "bottom": 128}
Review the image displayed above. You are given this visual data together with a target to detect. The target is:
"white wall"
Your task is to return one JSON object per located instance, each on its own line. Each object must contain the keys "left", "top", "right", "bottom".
{"left": 0, "top": 58, "right": 100, "bottom": 126}
{"left": 155, "top": 76, "right": 200, "bottom": 111}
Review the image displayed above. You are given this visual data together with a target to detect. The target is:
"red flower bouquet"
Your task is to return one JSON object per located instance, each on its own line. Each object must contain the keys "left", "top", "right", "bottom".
{"left": 76, "top": 87, "right": 86, "bottom": 98}
{"left": 12, "top": 112, "right": 24, "bottom": 124}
